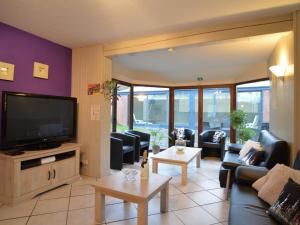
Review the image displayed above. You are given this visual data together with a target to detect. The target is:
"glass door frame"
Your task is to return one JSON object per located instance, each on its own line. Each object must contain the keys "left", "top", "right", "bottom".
{"left": 111, "top": 79, "right": 133, "bottom": 132}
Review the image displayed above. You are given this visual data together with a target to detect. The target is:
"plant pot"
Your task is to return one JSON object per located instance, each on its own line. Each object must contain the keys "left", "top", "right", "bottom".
{"left": 152, "top": 145, "right": 160, "bottom": 154}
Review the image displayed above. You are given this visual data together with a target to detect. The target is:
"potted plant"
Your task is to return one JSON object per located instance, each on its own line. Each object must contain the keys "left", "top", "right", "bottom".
{"left": 150, "top": 129, "right": 165, "bottom": 154}
{"left": 230, "top": 109, "right": 256, "bottom": 143}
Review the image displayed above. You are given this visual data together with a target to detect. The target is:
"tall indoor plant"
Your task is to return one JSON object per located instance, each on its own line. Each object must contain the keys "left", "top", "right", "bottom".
{"left": 230, "top": 109, "right": 256, "bottom": 143}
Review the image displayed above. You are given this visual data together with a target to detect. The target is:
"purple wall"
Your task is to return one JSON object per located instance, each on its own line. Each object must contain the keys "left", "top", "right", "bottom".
{"left": 0, "top": 22, "right": 72, "bottom": 137}
{"left": 0, "top": 22, "right": 71, "bottom": 97}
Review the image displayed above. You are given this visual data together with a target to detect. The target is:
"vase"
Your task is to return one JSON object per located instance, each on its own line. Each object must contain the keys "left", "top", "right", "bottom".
{"left": 152, "top": 145, "right": 160, "bottom": 154}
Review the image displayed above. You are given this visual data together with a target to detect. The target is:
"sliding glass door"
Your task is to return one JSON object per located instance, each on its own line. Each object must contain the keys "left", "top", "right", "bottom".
{"left": 203, "top": 88, "right": 231, "bottom": 140}
{"left": 116, "top": 84, "right": 131, "bottom": 132}
{"left": 174, "top": 89, "right": 198, "bottom": 146}
{"left": 237, "top": 80, "right": 270, "bottom": 140}
{"left": 133, "top": 86, "right": 169, "bottom": 149}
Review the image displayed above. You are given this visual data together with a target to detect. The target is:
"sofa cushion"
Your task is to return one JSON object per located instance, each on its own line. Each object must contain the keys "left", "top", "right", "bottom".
{"left": 239, "top": 140, "right": 263, "bottom": 160}
{"left": 241, "top": 148, "right": 265, "bottom": 166}
{"left": 258, "top": 164, "right": 300, "bottom": 205}
{"left": 202, "top": 142, "right": 220, "bottom": 149}
{"left": 267, "top": 178, "right": 300, "bottom": 225}
{"left": 230, "top": 184, "right": 278, "bottom": 225}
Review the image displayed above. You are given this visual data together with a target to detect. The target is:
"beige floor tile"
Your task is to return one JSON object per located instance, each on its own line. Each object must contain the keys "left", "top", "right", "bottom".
{"left": 71, "top": 176, "right": 97, "bottom": 187}
{"left": 69, "top": 194, "right": 94, "bottom": 210}
{"left": 67, "top": 207, "right": 105, "bottom": 225}
{"left": 208, "top": 188, "right": 227, "bottom": 200}
{"left": 71, "top": 184, "right": 95, "bottom": 196}
{"left": 0, "top": 217, "right": 28, "bottom": 225}
{"left": 187, "top": 191, "right": 222, "bottom": 205}
{"left": 27, "top": 211, "right": 67, "bottom": 225}
{"left": 202, "top": 201, "right": 229, "bottom": 222}
{"left": 0, "top": 199, "right": 37, "bottom": 220}
{"left": 107, "top": 218, "right": 136, "bottom": 225}
{"left": 105, "top": 203, "right": 137, "bottom": 223}
{"left": 169, "top": 176, "right": 183, "bottom": 186}
{"left": 107, "top": 212, "right": 184, "bottom": 225}
{"left": 174, "top": 206, "right": 218, "bottom": 225}
{"left": 39, "top": 185, "right": 71, "bottom": 200}
{"left": 155, "top": 184, "right": 182, "bottom": 198}
{"left": 195, "top": 180, "right": 220, "bottom": 190}
{"left": 175, "top": 182, "right": 204, "bottom": 193}
{"left": 148, "top": 212, "right": 184, "bottom": 225}
{"left": 169, "top": 194, "right": 197, "bottom": 211}
{"left": 32, "top": 198, "right": 69, "bottom": 215}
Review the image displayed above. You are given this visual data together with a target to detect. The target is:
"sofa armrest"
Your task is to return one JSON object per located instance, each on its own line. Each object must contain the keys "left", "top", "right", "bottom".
{"left": 235, "top": 166, "right": 269, "bottom": 185}
{"left": 228, "top": 143, "right": 243, "bottom": 154}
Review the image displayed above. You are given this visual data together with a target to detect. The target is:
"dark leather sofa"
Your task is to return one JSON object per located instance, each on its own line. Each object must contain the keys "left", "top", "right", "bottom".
{"left": 110, "top": 132, "right": 136, "bottom": 170}
{"left": 125, "top": 130, "right": 150, "bottom": 162}
{"left": 170, "top": 128, "right": 195, "bottom": 147}
{"left": 199, "top": 130, "right": 226, "bottom": 160}
{"left": 229, "top": 151, "right": 300, "bottom": 225}
{"left": 219, "top": 130, "right": 289, "bottom": 188}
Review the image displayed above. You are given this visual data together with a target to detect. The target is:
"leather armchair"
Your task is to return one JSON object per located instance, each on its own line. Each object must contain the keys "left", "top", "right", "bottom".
{"left": 110, "top": 132, "right": 136, "bottom": 170}
{"left": 125, "top": 130, "right": 150, "bottom": 160}
{"left": 199, "top": 130, "right": 226, "bottom": 160}
{"left": 170, "top": 128, "right": 195, "bottom": 147}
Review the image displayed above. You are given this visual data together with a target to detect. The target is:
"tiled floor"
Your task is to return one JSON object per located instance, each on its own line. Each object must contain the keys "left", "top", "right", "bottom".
{"left": 0, "top": 157, "right": 229, "bottom": 225}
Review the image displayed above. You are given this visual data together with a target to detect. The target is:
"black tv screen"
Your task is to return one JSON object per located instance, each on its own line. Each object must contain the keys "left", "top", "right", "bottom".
{"left": 1, "top": 92, "right": 77, "bottom": 150}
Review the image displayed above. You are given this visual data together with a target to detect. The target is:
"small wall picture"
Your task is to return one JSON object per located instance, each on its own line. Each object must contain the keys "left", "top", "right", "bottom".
{"left": 33, "top": 62, "right": 49, "bottom": 79}
{"left": 88, "top": 83, "right": 101, "bottom": 95}
{"left": 0, "top": 61, "right": 15, "bottom": 81}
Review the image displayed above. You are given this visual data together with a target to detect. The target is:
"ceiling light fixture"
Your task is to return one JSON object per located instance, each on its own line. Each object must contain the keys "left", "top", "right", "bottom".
{"left": 137, "top": 95, "right": 147, "bottom": 102}
{"left": 197, "top": 76, "right": 203, "bottom": 81}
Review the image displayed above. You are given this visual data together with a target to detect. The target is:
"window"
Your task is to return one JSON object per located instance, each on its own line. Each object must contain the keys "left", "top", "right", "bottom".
{"left": 133, "top": 86, "right": 169, "bottom": 148}
{"left": 174, "top": 89, "right": 198, "bottom": 146}
{"left": 203, "top": 88, "right": 231, "bottom": 140}
{"left": 237, "top": 80, "right": 270, "bottom": 140}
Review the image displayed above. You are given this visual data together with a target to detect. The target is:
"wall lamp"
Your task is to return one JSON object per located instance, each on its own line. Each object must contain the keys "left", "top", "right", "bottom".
{"left": 268, "top": 64, "right": 287, "bottom": 77}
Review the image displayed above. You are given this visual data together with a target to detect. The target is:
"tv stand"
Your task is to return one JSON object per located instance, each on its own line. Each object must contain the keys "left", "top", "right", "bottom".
{"left": 0, "top": 143, "right": 80, "bottom": 206}
{"left": 25, "top": 141, "right": 62, "bottom": 151}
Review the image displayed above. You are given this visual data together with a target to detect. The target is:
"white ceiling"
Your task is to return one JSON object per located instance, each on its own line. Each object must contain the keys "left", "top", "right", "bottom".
{"left": 112, "top": 33, "right": 288, "bottom": 84}
{"left": 0, "top": 0, "right": 299, "bottom": 47}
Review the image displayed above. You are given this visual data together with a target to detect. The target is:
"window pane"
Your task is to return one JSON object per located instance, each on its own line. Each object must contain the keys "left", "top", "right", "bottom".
{"left": 203, "top": 88, "right": 231, "bottom": 140}
{"left": 133, "top": 86, "right": 169, "bottom": 148}
{"left": 116, "top": 84, "right": 130, "bottom": 132}
{"left": 237, "top": 80, "right": 270, "bottom": 140}
{"left": 174, "top": 89, "right": 198, "bottom": 146}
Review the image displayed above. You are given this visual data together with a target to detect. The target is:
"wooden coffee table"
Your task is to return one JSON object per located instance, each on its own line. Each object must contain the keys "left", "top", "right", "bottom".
{"left": 92, "top": 173, "right": 171, "bottom": 225}
{"left": 151, "top": 146, "right": 202, "bottom": 185}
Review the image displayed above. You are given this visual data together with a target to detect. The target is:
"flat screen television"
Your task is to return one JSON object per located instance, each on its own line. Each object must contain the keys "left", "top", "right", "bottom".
{"left": 1, "top": 91, "right": 77, "bottom": 150}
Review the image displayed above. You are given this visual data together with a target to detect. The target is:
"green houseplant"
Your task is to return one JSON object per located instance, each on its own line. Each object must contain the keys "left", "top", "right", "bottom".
{"left": 150, "top": 129, "right": 165, "bottom": 154}
{"left": 230, "top": 109, "right": 256, "bottom": 143}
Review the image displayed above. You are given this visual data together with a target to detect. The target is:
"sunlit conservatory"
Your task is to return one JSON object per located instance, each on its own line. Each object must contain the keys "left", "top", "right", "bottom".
{"left": 112, "top": 80, "right": 270, "bottom": 149}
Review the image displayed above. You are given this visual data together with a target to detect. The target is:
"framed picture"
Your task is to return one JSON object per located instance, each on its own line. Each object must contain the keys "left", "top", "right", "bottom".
{"left": 33, "top": 62, "right": 49, "bottom": 79}
{"left": 0, "top": 61, "right": 15, "bottom": 81}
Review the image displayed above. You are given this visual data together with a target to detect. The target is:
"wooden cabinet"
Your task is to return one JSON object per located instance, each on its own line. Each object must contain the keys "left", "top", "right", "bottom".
{"left": 0, "top": 143, "right": 80, "bottom": 206}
